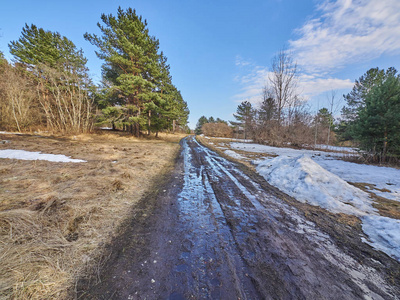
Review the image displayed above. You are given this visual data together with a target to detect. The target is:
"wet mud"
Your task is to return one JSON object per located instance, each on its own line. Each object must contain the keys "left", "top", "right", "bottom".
{"left": 79, "top": 136, "right": 400, "bottom": 299}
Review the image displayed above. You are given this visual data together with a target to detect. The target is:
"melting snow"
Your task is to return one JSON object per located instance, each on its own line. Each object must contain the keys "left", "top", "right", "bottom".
{"left": 256, "top": 155, "right": 375, "bottom": 215}
{"left": 230, "top": 142, "right": 400, "bottom": 262}
{"left": 224, "top": 150, "right": 246, "bottom": 160}
{"left": 0, "top": 149, "right": 86, "bottom": 163}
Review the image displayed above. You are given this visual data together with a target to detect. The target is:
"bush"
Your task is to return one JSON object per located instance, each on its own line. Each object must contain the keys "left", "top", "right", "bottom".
{"left": 201, "top": 122, "right": 233, "bottom": 138}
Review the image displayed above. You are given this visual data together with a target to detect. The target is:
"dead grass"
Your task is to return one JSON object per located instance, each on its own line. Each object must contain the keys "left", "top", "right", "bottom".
{"left": 349, "top": 182, "right": 400, "bottom": 220}
{"left": 0, "top": 131, "right": 184, "bottom": 299}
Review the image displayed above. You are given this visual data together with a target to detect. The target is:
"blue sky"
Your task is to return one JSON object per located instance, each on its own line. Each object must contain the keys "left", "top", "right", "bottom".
{"left": 1, "top": 0, "right": 400, "bottom": 128}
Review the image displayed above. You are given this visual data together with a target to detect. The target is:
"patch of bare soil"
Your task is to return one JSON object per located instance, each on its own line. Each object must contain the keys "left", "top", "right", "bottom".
{"left": 0, "top": 131, "right": 184, "bottom": 299}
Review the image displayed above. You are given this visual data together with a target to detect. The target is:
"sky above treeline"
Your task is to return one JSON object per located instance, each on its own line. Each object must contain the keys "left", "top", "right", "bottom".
{"left": 1, "top": 0, "right": 400, "bottom": 128}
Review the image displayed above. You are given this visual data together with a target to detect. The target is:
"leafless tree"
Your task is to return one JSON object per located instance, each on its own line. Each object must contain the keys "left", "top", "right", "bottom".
{"left": 0, "top": 61, "right": 40, "bottom": 131}
{"left": 35, "top": 64, "right": 94, "bottom": 134}
{"left": 326, "top": 90, "right": 341, "bottom": 146}
{"left": 269, "top": 49, "right": 298, "bottom": 125}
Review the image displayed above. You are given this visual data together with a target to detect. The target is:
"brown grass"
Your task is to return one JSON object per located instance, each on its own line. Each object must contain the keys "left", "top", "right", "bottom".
{"left": 349, "top": 182, "right": 400, "bottom": 220}
{"left": 0, "top": 131, "right": 185, "bottom": 299}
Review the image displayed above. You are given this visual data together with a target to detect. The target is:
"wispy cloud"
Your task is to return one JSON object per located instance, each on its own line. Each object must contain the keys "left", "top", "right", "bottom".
{"left": 233, "top": 0, "right": 399, "bottom": 106}
{"left": 234, "top": 64, "right": 353, "bottom": 105}
{"left": 235, "top": 55, "right": 253, "bottom": 67}
{"left": 289, "top": 0, "right": 400, "bottom": 73}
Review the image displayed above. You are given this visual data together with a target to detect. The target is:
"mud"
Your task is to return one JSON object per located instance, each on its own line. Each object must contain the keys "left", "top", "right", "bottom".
{"left": 78, "top": 136, "right": 400, "bottom": 299}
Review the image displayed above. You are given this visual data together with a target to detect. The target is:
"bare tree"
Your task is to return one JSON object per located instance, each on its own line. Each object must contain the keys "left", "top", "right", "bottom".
{"left": 269, "top": 49, "right": 298, "bottom": 125}
{"left": 35, "top": 64, "right": 94, "bottom": 134}
{"left": 0, "top": 62, "right": 40, "bottom": 131}
{"left": 326, "top": 90, "right": 341, "bottom": 146}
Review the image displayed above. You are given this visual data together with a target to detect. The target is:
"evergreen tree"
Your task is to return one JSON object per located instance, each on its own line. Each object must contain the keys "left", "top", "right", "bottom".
{"left": 340, "top": 67, "right": 396, "bottom": 140}
{"left": 315, "top": 108, "right": 333, "bottom": 128}
{"left": 353, "top": 71, "right": 400, "bottom": 159}
{"left": 195, "top": 116, "right": 208, "bottom": 135}
{"left": 9, "top": 24, "right": 88, "bottom": 76}
{"left": 85, "top": 7, "right": 187, "bottom": 136}
{"left": 215, "top": 118, "right": 228, "bottom": 125}
{"left": 232, "top": 101, "right": 254, "bottom": 139}
{"left": 258, "top": 96, "right": 277, "bottom": 124}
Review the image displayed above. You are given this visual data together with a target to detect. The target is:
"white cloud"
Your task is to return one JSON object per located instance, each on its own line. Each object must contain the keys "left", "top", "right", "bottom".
{"left": 235, "top": 55, "right": 253, "bottom": 67}
{"left": 297, "top": 74, "right": 353, "bottom": 98}
{"left": 233, "top": 65, "right": 353, "bottom": 105}
{"left": 290, "top": 0, "right": 400, "bottom": 73}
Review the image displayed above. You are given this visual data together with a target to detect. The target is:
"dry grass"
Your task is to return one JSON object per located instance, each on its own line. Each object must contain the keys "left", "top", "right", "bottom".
{"left": 0, "top": 131, "right": 185, "bottom": 299}
{"left": 349, "top": 182, "right": 400, "bottom": 220}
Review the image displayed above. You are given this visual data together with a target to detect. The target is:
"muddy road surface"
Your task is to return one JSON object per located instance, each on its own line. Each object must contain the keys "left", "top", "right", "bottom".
{"left": 80, "top": 136, "right": 400, "bottom": 299}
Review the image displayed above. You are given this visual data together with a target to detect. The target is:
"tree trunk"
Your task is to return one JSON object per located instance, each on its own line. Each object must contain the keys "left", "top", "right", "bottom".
{"left": 173, "top": 119, "right": 176, "bottom": 133}
{"left": 383, "top": 129, "right": 388, "bottom": 163}
{"left": 148, "top": 110, "right": 151, "bottom": 135}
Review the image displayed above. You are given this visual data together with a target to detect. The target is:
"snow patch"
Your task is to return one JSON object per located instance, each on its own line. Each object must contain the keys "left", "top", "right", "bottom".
{"left": 224, "top": 150, "right": 246, "bottom": 160}
{"left": 0, "top": 149, "right": 86, "bottom": 163}
{"left": 362, "top": 215, "right": 400, "bottom": 261}
{"left": 0, "top": 131, "right": 22, "bottom": 135}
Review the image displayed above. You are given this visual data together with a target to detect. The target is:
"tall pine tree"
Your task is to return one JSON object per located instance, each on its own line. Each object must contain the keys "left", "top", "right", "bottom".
{"left": 85, "top": 7, "right": 188, "bottom": 136}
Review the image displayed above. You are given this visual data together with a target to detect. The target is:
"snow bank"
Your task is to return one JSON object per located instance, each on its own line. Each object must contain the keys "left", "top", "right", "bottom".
{"left": 0, "top": 149, "right": 86, "bottom": 163}
{"left": 254, "top": 152, "right": 400, "bottom": 261}
{"left": 256, "top": 155, "right": 375, "bottom": 215}
{"left": 232, "top": 142, "right": 400, "bottom": 202}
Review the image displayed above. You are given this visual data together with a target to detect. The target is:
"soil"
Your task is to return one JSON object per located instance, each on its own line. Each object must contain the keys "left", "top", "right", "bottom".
{"left": 78, "top": 136, "right": 400, "bottom": 300}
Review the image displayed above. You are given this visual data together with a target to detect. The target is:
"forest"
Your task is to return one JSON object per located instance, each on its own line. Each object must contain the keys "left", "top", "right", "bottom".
{"left": 0, "top": 7, "right": 189, "bottom": 137}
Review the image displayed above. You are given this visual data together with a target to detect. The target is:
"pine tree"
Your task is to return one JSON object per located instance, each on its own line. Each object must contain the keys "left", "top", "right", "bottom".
{"left": 232, "top": 101, "right": 254, "bottom": 139}
{"left": 195, "top": 116, "right": 209, "bottom": 135}
{"left": 85, "top": 7, "right": 187, "bottom": 135}
{"left": 9, "top": 24, "right": 88, "bottom": 75}
{"left": 340, "top": 67, "right": 397, "bottom": 140}
{"left": 353, "top": 71, "right": 400, "bottom": 160}
{"left": 258, "top": 96, "right": 277, "bottom": 124}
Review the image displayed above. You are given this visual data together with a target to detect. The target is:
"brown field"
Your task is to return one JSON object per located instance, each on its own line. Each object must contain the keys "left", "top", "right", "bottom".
{"left": 0, "top": 131, "right": 184, "bottom": 299}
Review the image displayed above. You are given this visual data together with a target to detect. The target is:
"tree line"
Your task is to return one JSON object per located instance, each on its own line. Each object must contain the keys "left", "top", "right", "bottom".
{"left": 196, "top": 49, "right": 400, "bottom": 163}
{"left": 0, "top": 7, "right": 189, "bottom": 136}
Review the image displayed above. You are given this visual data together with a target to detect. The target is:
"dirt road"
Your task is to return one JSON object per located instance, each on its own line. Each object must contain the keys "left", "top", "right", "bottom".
{"left": 79, "top": 136, "right": 400, "bottom": 299}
